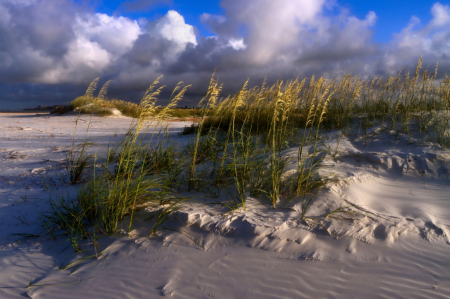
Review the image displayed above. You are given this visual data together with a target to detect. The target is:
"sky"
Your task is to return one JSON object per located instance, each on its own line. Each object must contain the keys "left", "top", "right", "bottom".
{"left": 1, "top": 0, "right": 450, "bottom": 109}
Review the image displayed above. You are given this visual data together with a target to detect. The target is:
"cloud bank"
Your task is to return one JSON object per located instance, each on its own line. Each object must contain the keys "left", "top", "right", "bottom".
{"left": 1, "top": 0, "right": 450, "bottom": 109}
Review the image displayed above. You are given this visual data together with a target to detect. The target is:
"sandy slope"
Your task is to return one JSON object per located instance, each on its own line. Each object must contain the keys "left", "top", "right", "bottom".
{"left": 0, "top": 113, "right": 449, "bottom": 298}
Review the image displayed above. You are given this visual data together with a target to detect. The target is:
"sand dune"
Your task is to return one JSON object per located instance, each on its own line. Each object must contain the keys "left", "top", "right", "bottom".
{"left": 1, "top": 113, "right": 450, "bottom": 298}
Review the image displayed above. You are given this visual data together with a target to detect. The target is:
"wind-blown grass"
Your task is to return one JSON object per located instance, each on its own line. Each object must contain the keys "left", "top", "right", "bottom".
{"left": 27, "top": 57, "right": 450, "bottom": 271}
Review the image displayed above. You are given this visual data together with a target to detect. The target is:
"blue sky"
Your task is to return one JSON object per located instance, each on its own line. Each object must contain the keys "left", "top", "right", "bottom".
{"left": 340, "top": 0, "right": 436, "bottom": 42}
{"left": 2, "top": 0, "right": 450, "bottom": 109}
{"left": 91, "top": 0, "right": 444, "bottom": 43}
{"left": 93, "top": 0, "right": 223, "bottom": 35}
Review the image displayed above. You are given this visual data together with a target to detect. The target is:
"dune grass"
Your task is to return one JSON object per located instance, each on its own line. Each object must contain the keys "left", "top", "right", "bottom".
{"left": 69, "top": 79, "right": 203, "bottom": 118}
{"left": 70, "top": 95, "right": 204, "bottom": 118}
{"left": 29, "top": 57, "right": 450, "bottom": 270}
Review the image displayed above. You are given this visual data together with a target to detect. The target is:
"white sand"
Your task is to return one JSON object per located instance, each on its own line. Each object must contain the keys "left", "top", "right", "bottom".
{"left": 1, "top": 112, "right": 450, "bottom": 298}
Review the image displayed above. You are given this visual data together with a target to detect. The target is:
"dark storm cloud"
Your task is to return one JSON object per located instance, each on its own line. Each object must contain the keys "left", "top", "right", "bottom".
{"left": 0, "top": 82, "right": 85, "bottom": 110}
{"left": 0, "top": 0, "right": 79, "bottom": 83}
{"left": 123, "top": 33, "right": 174, "bottom": 67}
{"left": 0, "top": 0, "right": 76, "bottom": 58}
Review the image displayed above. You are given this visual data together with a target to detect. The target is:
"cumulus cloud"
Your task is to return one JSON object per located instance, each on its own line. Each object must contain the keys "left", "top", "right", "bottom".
{"left": 0, "top": 0, "right": 141, "bottom": 85}
{"left": 39, "top": 13, "right": 141, "bottom": 84}
{"left": 151, "top": 10, "right": 197, "bottom": 54}
{"left": 220, "top": 0, "right": 327, "bottom": 64}
{"left": 431, "top": 2, "right": 450, "bottom": 26}
{"left": 165, "top": 0, "right": 379, "bottom": 83}
{"left": 113, "top": 10, "right": 197, "bottom": 90}
{"left": 379, "top": 2, "right": 450, "bottom": 77}
{"left": 0, "top": 0, "right": 77, "bottom": 83}
{"left": 1, "top": 0, "right": 450, "bottom": 109}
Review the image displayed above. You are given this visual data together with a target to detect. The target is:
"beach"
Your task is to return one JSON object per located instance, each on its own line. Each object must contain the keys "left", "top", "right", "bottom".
{"left": 0, "top": 112, "right": 449, "bottom": 298}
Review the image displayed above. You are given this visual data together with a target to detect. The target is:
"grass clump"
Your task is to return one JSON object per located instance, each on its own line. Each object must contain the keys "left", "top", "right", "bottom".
{"left": 71, "top": 97, "right": 140, "bottom": 118}
{"left": 69, "top": 79, "right": 140, "bottom": 117}
{"left": 36, "top": 78, "right": 194, "bottom": 271}
{"left": 70, "top": 79, "right": 204, "bottom": 119}
{"left": 28, "top": 56, "right": 450, "bottom": 271}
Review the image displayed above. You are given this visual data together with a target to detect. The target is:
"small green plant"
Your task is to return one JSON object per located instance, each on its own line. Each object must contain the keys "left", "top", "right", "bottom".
{"left": 66, "top": 117, "right": 94, "bottom": 184}
{"left": 146, "top": 200, "right": 183, "bottom": 236}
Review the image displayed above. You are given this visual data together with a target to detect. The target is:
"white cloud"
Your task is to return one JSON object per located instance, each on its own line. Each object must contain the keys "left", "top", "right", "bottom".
{"left": 37, "top": 13, "right": 141, "bottom": 83}
{"left": 228, "top": 38, "right": 246, "bottom": 50}
{"left": 394, "top": 16, "right": 423, "bottom": 50}
{"left": 152, "top": 10, "right": 196, "bottom": 54}
{"left": 378, "top": 3, "right": 450, "bottom": 78}
{"left": 220, "top": 0, "right": 327, "bottom": 64}
{"left": 39, "top": 37, "right": 111, "bottom": 83}
{"left": 431, "top": 2, "right": 450, "bottom": 26}
{"left": 76, "top": 14, "right": 141, "bottom": 57}
{"left": 0, "top": 2, "right": 199, "bottom": 85}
